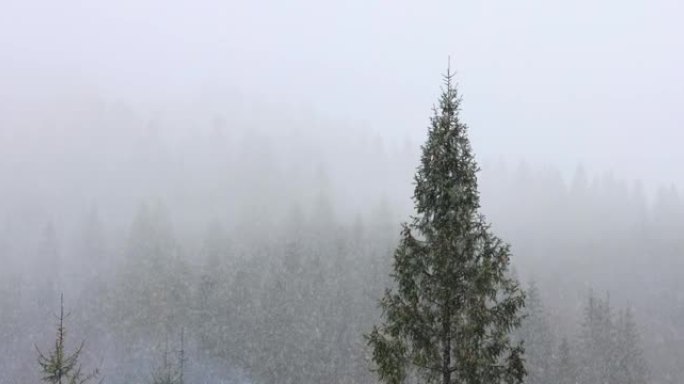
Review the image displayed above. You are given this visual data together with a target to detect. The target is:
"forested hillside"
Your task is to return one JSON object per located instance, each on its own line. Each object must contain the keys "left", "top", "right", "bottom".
{"left": 3, "top": 0, "right": 683, "bottom": 382}
{"left": 0, "top": 93, "right": 680, "bottom": 383}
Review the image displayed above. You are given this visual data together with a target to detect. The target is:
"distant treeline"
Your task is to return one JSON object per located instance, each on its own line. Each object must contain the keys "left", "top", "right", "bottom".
{"left": 0, "top": 103, "right": 682, "bottom": 382}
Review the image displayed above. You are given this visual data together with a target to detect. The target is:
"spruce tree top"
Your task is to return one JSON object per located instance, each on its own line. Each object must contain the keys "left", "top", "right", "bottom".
{"left": 414, "top": 69, "right": 480, "bottom": 239}
{"left": 37, "top": 294, "right": 100, "bottom": 384}
{"left": 367, "top": 67, "right": 525, "bottom": 384}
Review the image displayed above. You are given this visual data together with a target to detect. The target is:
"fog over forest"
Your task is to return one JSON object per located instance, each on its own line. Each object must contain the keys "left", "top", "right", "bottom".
{"left": 2, "top": 1, "right": 684, "bottom": 384}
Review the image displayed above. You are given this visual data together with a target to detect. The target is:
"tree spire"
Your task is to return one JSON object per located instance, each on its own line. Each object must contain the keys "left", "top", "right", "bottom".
{"left": 37, "top": 294, "right": 99, "bottom": 384}
{"left": 367, "top": 67, "right": 525, "bottom": 384}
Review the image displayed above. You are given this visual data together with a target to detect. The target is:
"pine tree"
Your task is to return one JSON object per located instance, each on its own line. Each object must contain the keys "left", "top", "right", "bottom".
{"left": 114, "top": 202, "right": 191, "bottom": 341}
{"left": 36, "top": 294, "right": 99, "bottom": 384}
{"left": 577, "top": 292, "right": 649, "bottom": 384}
{"left": 517, "top": 281, "right": 553, "bottom": 384}
{"left": 554, "top": 338, "right": 576, "bottom": 384}
{"left": 578, "top": 292, "right": 616, "bottom": 384}
{"left": 614, "top": 308, "right": 648, "bottom": 384}
{"left": 151, "top": 330, "right": 186, "bottom": 384}
{"left": 366, "top": 68, "right": 526, "bottom": 384}
{"left": 152, "top": 340, "right": 179, "bottom": 384}
{"left": 178, "top": 328, "right": 186, "bottom": 384}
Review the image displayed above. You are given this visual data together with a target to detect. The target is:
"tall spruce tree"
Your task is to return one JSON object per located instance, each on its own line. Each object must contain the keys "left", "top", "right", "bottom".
{"left": 151, "top": 330, "right": 186, "bottom": 384}
{"left": 578, "top": 292, "right": 617, "bottom": 384}
{"left": 36, "top": 294, "right": 99, "bottom": 384}
{"left": 577, "top": 292, "right": 649, "bottom": 384}
{"left": 554, "top": 337, "right": 576, "bottom": 384}
{"left": 614, "top": 308, "right": 648, "bottom": 384}
{"left": 152, "top": 340, "right": 179, "bottom": 384}
{"left": 517, "top": 281, "right": 553, "bottom": 384}
{"left": 366, "top": 68, "right": 526, "bottom": 384}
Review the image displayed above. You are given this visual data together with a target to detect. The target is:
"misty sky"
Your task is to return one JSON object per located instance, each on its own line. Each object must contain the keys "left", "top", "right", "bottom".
{"left": 2, "top": 0, "right": 683, "bottom": 188}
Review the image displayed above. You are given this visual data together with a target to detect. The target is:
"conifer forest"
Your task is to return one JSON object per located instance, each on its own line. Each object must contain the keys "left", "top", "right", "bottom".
{"left": 1, "top": 1, "right": 683, "bottom": 383}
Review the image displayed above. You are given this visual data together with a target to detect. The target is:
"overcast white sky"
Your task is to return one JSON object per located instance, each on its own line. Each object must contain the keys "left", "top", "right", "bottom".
{"left": 2, "top": 0, "right": 683, "bottom": 187}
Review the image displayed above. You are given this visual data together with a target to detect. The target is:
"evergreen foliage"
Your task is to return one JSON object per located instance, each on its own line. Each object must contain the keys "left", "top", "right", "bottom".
{"left": 151, "top": 342, "right": 178, "bottom": 384}
{"left": 0, "top": 84, "right": 670, "bottom": 384}
{"left": 554, "top": 338, "right": 576, "bottom": 384}
{"left": 578, "top": 292, "right": 616, "bottom": 384}
{"left": 36, "top": 294, "right": 99, "bottom": 384}
{"left": 517, "top": 281, "right": 553, "bottom": 384}
{"left": 151, "top": 330, "right": 186, "bottom": 384}
{"left": 613, "top": 308, "right": 648, "bottom": 384}
{"left": 577, "top": 292, "right": 648, "bottom": 384}
{"left": 366, "top": 69, "right": 526, "bottom": 384}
